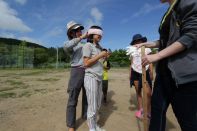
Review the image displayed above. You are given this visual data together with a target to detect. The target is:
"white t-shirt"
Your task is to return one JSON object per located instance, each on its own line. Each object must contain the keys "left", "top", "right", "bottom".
{"left": 131, "top": 47, "right": 151, "bottom": 74}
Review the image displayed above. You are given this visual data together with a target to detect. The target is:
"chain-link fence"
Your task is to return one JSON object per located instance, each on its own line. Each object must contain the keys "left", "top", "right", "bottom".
{"left": 0, "top": 43, "right": 33, "bottom": 68}
{"left": 0, "top": 38, "right": 48, "bottom": 69}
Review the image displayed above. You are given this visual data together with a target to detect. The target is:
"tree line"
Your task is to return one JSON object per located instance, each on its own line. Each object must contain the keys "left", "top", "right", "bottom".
{"left": 0, "top": 38, "right": 131, "bottom": 68}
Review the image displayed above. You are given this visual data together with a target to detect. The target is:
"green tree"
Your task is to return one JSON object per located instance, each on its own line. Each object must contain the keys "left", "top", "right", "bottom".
{"left": 34, "top": 48, "right": 49, "bottom": 67}
{"left": 17, "top": 41, "right": 26, "bottom": 68}
{"left": 108, "top": 49, "right": 130, "bottom": 67}
{"left": 47, "top": 47, "right": 70, "bottom": 63}
{"left": 58, "top": 47, "right": 70, "bottom": 63}
{"left": 0, "top": 42, "right": 8, "bottom": 68}
{"left": 47, "top": 47, "right": 56, "bottom": 63}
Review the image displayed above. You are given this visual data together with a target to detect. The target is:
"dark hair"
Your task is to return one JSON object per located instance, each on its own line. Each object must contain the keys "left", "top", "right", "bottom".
{"left": 67, "top": 27, "right": 83, "bottom": 40}
{"left": 102, "top": 48, "right": 107, "bottom": 52}
{"left": 87, "top": 26, "right": 103, "bottom": 43}
{"left": 67, "top": 29, "right": 78, "bottom": 40}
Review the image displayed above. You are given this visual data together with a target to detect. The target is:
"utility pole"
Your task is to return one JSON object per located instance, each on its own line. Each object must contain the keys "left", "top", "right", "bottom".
{"left": 56, "top": 46, "right": 58, "bottom": 69}
{"left": 23, "top": 43, "right": 24, "bottom": 69}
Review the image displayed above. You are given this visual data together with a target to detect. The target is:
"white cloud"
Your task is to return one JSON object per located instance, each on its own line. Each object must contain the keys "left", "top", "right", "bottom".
{"left": 47, "top": 27, "right": 64, "bottom": 37}
{"left": 0, "top": 32, "right": 16, "bottom": 38}
{"left": 120, "top": 3, "right": 165, "bottom": 24}
{"left": 91, "top": 7, "right": 103, "bottom": 22}
{"left": 15, "top": 0, "right": 27, "bottom": 5}
{"left": 74, "top": 0, "right": 107, "bottom": 15}
{"left": 85, "top": 7, "right": 103, "bottom": 28}
{"left": 0, "top": 0, "right": 32, "bottom": 32}
{"left": 33, "top": 13, "right": 44, "bottom": 21}
{"left": 19, "top": 36, "right": 44, "bottom": 45}
{"left": 85, "top": 19, "right": 95, "bottom": 29}
{"left": 0, "top": 32, "right": 44, "bottom": 46}
{"left": 132, "top": 3, "right": 164, "bottom": 17}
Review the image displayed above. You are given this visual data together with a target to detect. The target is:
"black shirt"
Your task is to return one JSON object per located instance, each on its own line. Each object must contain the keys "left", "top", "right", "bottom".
{"left": 156, "top": 8, "right": 172, "bottom": 76}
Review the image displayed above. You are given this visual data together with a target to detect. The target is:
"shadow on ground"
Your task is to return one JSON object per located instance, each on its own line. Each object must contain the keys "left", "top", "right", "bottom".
{"left": 128, "top": 88, "right": 179, "bottom": 131}
{"left": 128, "top": 90, "right": 138, "bottom": 111}
{"left": 98, "top": 90, "right": 118, "bottom": 127}
{"left": 133, "top": 113, "right": 178, "bottom": 131}
{"left": 76, "top": 117, "right": 86, "bottom": 129}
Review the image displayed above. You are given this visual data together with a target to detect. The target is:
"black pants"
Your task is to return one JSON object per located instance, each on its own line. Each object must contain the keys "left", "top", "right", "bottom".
{"left": 149, "top": 73, "right": 197, "bottom": 131}
{"left": 102, "top": 80, "right": 108, "bottom": 97}
{"left": 66, "top": 67, "right": 88, "bottom": 128}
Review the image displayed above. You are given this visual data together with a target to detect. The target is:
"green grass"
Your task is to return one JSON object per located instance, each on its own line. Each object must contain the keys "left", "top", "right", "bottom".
{"left": 5, "top": 80, "right": 24, "bottom": 85}
{"left": 0, "top": 91, "right": 31, "bottom": 99}
{"left": 0, "top": 80, "right": 23, "bottom": 92}
{"left": 0, "top": 92, "right": 17, "bottom": 98}
{"left": 21, "top": 71, "right": 49, "bottom": 76}
{"left": 0, "top": 69, "right": 51, "bottom": 77}
{"left": 20, "top": 69, "right": 66, "bottom": 76}
{"left": 34, "top": 89, "right": 47, "bottom": 94}
{"left": 36, "top": 78, "right": 60, "bottom": 82}
{"left": 0, "top": 69, "right": 68, "bottom": 78}
{"left": 0, "top": 80, "right": 28, "bottom": 92}
{"left": 18, "top": 91, "right": 32, "bottom": 97}
{"left": 0, "top": 87, "right": 19, "bottom": 92}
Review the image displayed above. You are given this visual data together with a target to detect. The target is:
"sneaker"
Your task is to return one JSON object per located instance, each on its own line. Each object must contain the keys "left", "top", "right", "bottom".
{"left": 90, "top": 129, "right": 96, "bottom": 131}
{"left": 135, "top": 109, "right": 143, "bottom": 119}
{"left": 96, "top": 125, "right": 106, "bottom": 131}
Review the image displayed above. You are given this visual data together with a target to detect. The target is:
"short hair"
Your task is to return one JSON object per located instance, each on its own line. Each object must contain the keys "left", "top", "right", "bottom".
{"left": 102, "top": 48, "right": 107, "bottom": 51}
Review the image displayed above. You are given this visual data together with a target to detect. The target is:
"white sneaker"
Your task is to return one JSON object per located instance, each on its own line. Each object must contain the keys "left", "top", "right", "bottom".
{"left": 96, "top": 125, "right": 106, "bottom": 131}
{"left": 90, "top": 129, "right": 96, "bottom": 131}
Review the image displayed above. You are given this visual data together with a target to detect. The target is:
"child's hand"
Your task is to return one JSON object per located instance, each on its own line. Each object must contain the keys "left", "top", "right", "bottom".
{"left": 126, "top": 46, "right": 137, "bottom": 58}
{"left": 107, "top": 51, "right": 111, "bottom": 58}
{"left": 80, "top": 32, "right": 88, "bottom": 40}
{"left": 100, "top": 51, "right": 108, "bottom": 58}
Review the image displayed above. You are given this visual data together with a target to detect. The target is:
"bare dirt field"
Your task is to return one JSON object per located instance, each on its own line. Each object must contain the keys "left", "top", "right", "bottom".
{"left": 0, "top": 68, "right": 181, "bottom": 131}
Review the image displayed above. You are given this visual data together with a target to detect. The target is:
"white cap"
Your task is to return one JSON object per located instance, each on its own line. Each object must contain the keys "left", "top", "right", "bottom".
{"left": 66, "top": 21, "right": 84, "bottom": 32}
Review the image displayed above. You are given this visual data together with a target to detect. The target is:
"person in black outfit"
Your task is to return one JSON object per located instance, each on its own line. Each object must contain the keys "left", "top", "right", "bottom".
{"left": 135, "top": 0, "right": 197, "bottom": 130}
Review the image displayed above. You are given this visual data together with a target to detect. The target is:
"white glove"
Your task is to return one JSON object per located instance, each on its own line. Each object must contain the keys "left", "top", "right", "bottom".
{"left": 126, "top": 46, "right": 137, "bottom": 57}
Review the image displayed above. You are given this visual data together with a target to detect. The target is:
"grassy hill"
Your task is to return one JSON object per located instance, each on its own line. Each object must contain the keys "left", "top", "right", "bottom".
{"left": 0, "top": 37, "right": 47, "bottom": 49}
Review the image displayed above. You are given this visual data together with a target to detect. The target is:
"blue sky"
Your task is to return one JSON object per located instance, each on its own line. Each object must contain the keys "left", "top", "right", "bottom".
{"left": 0, "top": 0, "right": 169, "bottom": 50}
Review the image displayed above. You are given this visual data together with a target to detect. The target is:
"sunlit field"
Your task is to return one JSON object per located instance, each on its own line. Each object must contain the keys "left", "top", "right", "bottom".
{"left": 0, "top": 68, "right": 180, "bottom": 131}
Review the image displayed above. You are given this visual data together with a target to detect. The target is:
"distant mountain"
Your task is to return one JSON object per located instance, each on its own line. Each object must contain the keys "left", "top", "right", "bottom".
{"left": 0, "top": 37, "right": 46, "bottom": 49}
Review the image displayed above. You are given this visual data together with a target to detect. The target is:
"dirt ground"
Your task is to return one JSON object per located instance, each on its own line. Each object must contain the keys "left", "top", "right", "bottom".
{"left": 0, "top": 68, "right": 181, "bottom": 131}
